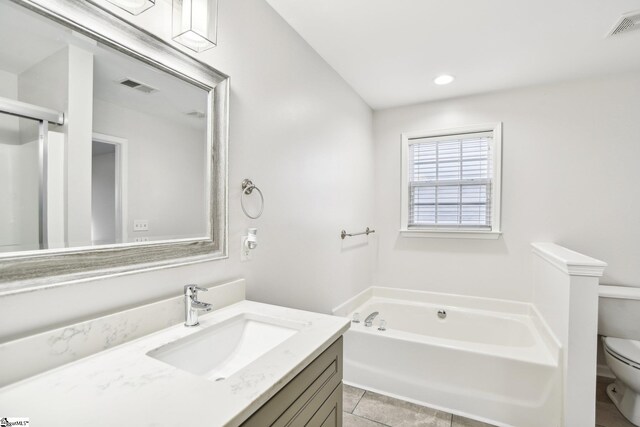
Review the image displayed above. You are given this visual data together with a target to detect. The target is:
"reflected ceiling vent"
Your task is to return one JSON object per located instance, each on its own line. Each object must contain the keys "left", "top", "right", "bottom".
{"left": 186, "top": 110, "right": 206, "bottom": 119}
{"left": 609, "top": 11, "right": 640, "bottom": 37}
{"left": 118, "top": 78, "right": 158, "bottom": 94}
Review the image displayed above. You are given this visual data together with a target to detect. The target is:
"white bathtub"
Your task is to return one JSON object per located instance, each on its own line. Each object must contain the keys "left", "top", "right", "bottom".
{"left": 333, "top": 287, "right": 562, "bottom": 427}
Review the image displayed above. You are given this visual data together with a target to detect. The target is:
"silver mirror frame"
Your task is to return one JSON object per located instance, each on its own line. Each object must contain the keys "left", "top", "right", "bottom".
{"left": 0, "top": 0, "right": 229, "bottom": 292}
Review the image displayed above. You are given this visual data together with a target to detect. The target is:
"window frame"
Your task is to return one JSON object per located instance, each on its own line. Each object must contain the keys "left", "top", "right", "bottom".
{"left": 400, "top": 123, "right": 502, "bottom": 239}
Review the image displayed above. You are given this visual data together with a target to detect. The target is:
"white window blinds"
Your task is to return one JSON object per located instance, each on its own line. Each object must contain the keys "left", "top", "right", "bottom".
{"left": 407, "top": 131, "right": 493, "bottom": 229}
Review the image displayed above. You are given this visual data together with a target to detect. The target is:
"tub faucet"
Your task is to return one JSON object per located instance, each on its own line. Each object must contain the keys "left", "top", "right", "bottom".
{"left": 184, "top": 285, "right": 213, "bottom": 327}
{"left": 364, "top": 311, "right": 379, "bottom": 327}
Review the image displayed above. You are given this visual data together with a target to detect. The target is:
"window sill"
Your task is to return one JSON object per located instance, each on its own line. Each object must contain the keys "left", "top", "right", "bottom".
{"left": 399, "top": 229, "right": 502, "bottom": 240}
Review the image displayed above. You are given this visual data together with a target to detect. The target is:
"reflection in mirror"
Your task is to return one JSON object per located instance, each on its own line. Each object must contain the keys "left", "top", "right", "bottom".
{"left": 0, "top": 116, "right": 41, "bottom": 252}
{"left": 0, "top": 0, "right": 210, "bottom": 254}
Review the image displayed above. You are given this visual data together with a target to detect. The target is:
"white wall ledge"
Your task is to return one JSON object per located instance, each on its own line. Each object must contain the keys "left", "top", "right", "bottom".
{"left": 531, "top": 242, "right": 607, "bottom": 277}
{"left": 599, "top": 284, "right": 640, "bottom": 300}
{"left": 400, "top": 229, "right": 501, "bottom": 239}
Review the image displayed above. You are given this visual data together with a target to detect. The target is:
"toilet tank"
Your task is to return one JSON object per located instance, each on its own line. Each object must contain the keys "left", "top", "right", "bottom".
{"left": 599, "top": 285, "right": 640, "bottom": 340}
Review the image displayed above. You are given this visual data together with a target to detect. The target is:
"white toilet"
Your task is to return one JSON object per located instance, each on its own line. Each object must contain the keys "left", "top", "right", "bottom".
{"left": 599, "top": 285, "right": 640, "bottom": 426}
{"left": 602, "top": 337, "right": 640, "bottom": 425}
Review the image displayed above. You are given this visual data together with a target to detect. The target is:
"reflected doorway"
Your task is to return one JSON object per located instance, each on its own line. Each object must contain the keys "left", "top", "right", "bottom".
{"left": 91, "top": 133, "right": 127, "bottom": 245}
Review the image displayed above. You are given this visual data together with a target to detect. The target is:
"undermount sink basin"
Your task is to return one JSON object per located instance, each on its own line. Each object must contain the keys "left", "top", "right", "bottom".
{"left": 147, "top": 314, "right": 306, "bottom": 381}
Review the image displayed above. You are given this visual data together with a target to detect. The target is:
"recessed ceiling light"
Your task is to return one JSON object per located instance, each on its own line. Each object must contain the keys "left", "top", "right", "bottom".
{"left": 434, "top": 75, "right": 455, "bottom": 85}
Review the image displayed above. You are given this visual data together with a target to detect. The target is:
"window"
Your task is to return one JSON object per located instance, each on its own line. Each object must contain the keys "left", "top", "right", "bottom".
{"left": 400, "top": 123, "right": 502, "bottom": 239}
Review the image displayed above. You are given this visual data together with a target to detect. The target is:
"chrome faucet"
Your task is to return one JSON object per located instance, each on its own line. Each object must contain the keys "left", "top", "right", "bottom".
{"left": 364, "top": 311, "right": 379, "bottom": 327}
{"left": 184, "top": 285, "right": 213, "bottom": 327}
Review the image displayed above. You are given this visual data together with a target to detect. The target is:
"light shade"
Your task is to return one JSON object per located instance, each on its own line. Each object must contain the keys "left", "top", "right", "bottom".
{"left": 106, "top": 0, "right": 155, "bottom": 15}
{"left": 172, "top": 0, "right": 219, "bottom": 53}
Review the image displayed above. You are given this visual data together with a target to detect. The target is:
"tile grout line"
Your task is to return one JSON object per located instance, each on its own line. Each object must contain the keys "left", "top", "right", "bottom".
{"left": 350, "top": 388, "right": 367, "bottom": 414}
{"left": 351, "top": 390, "right": 392, "bottom": 427}
{"left": 351, "top": 412, "right": 392, "bottom": 427}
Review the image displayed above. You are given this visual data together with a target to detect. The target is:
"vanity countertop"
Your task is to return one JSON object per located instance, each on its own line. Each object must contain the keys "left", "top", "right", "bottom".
{"left": 0, "top": 300, "right": 350, "bottom": 426}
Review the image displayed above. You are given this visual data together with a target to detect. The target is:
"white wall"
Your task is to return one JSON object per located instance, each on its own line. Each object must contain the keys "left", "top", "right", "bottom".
{"left": 47, "top": 132, "right": 66, "bottom": 249}
{"left": 65, "top": 45, "right": 94, "bottom": 247}
{"left": 372, "top": 73, "right": 640, "bottom": 302}
{"left": 0, "top": 0, "right": 374, "bottom": 341}
{"left": 531, "top": 243, "right": 605, "bottom": 427}
{"left": 93, "top": 98, "right": 207, "bottom": 241}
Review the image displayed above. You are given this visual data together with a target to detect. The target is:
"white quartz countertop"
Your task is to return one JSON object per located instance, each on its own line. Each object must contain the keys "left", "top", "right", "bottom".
{"left": 0, "top": 300, "right": 350, "bottom": 426}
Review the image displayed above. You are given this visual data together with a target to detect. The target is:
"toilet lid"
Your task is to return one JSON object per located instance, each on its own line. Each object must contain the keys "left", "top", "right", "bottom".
{"left": 604, "top": 337, "right": 640, "bottom": 364}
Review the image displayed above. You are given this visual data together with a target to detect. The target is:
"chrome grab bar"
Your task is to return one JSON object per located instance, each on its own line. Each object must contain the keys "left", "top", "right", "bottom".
{"left": 341, "top": 227, "right": 375, "bottom": 240}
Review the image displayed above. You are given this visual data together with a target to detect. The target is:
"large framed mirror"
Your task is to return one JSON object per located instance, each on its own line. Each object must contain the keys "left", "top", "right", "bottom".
{"left": 0, "top": 0, "right": 228, "bottom": 291}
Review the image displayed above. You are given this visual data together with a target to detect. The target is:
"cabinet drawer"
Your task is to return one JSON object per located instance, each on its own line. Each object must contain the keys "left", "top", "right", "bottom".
{"left": 302, "top": 383, "right": 342, "bottom": 427}
{"left": 242, "top": 337, "right": 343, "bottom": 427}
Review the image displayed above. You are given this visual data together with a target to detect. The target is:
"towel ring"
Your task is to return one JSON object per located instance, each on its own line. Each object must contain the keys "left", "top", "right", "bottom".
{"left": 241, "top": 179, "right": 264, "bottom": 219}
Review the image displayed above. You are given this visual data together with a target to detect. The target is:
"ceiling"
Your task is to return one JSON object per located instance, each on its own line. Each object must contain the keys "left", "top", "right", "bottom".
{"left": 266, "top": 0, "right": 640, "bottom": 110}
{"left": 0, "top": 1, "right": 67, "bottom": 74}
{"left": 93, "top": 44, "right": 208, "bottom": 131}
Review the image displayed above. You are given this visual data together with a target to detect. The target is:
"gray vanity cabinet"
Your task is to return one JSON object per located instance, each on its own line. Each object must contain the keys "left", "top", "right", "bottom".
{"left": 303, "top": 383, "right": 342, "bottom": 427}
{"left": 242, "top": 337, "right": 343, "bottom": 427}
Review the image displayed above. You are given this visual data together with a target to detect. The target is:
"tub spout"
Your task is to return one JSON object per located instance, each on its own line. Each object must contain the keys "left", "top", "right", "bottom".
{"left": 364, "top": 311, "right": 379, "bottom": 327}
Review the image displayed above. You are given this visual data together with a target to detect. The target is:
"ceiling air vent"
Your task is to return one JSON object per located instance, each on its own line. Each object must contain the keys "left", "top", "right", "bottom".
{"left": 609, "top": 11, "right": 640, "bottom": 37}
{"left": 118, "top": 78, "right": 158, "bottom": 94}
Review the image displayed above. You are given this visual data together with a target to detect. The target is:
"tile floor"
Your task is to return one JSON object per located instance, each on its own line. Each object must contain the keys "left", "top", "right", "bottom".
{"left": 343, "top": 379, "right": 638, "bottom": 427}
{"left": 596, "top": 376, "right": 637, "bottom": 427}
{"left": 342, "top": 384, "right": 496, "bottom": 427}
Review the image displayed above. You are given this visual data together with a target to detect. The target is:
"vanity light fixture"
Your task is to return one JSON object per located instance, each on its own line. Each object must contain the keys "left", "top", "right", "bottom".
{"left": 434, "top": 74, "right": 455, "bottom": 85}
{"left": 105, "top": 0, "right": 155, "bottom": 15}
{"left": 172, "top": 0, "right": 219, "bottom": 52}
